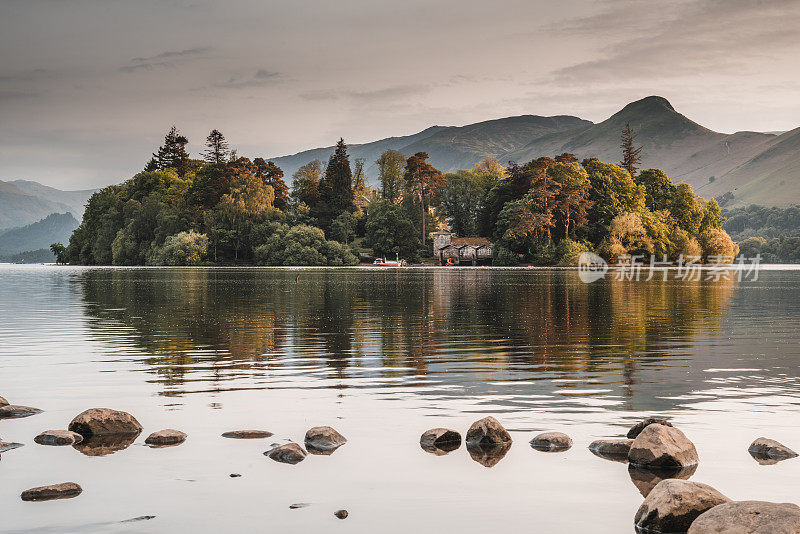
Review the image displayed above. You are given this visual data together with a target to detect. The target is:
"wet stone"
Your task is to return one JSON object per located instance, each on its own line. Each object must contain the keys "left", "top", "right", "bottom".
{"left": 145, "top": 429, "right": 187, "bottom": 447}
{"left": 221, "top": 430, "right": 273, "bottom": 439}
{"left": 304, "top": 426, "right": 347, "bottom": 454}
{"left": 628, "top": 464, "right": 698, "bottom": 498}
{"left": 627, "top": 418, "right": 673, "bottom": 439}
{"left": 35, "top": 430, "right": 84, "bottom": 446}
{"left": 0, "top": 395, "right": 8, "bottom": 406}
{"left": 748, "top": 437, "right": 798, "bottom": 463}
{"left": 634, "top": 479, "right": 730, "bottom": 533}
{"left": 0, "top": 442, "right": 24, "bottom": 453}
{"left": 21, "top": 482, "right": 83, "bottom": 502}
{"left": 334, "top": 509, "right": 349, "bottom": 519}
{"left": 68, "top": 408, "right": 142, "bottom": 437}
{"left": 420, "top": 428, "right": 462, "bottom": 454}
{"left": 466, "top": 416, "right": 512, "bottom": 446}
{"left": 229, "top": 473, "right": 242, "bottom": 478}
{"left": 530, "top": 432, "right": 572, "bottom": 451}
{"left": 266, "top": 443, "right": 307, "bottom": 464}
{"left": 688, "top": 500, "right": 800, "bottom": 533}
{"left": 466, "top": 440, "right": 511, "bottom": 468}
{"left": 589, "top": 439, "right": 634, "bottom": 462}
{"left": 0, "top": 405, "right": 42, "bottom": 419}
{"left": 72, "top": 433, "right": 138, "bottom": 457}
{"left": 628, "top": 424, "right": 699, "bottom": 469}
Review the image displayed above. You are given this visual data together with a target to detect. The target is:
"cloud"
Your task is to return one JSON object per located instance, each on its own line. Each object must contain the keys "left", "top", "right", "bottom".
{"left": 299, "top": 84, "right": 430, "bottom": 103}
{"left": 212, "top": 69, "right": 282, "bottom": 89}
{"left": 120, "top": 47, "right": 209, "bottom": 73}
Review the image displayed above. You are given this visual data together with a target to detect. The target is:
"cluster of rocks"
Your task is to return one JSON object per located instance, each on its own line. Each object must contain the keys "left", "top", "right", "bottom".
{"left": 417, "top": 416, "right": 514, "bottom": 467}
{"left": 585, "top": 417, "right": 799, "bottom": 533}
{"left": 264, "top": 426, "right": 348, "bottom": 464}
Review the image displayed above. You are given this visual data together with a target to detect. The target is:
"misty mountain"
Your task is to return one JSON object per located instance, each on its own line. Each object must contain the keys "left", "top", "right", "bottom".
{"left": 0, "top": 212, "right": 79, "bottom": 255}
{"left": 0, "top": 180, "right": 94, "bottom": 230}
{"left": 269, "top": 95, "right": 800, "bottom": 207}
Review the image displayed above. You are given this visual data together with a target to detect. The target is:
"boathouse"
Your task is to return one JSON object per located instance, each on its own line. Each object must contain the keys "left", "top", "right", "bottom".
{"left": 433, "top": 231, "right": 494, "bottom": 265}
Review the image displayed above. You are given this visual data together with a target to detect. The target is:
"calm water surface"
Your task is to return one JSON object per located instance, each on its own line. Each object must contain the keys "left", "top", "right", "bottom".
{"left": 1, "top": 265, "right": 799, "bottom": 533}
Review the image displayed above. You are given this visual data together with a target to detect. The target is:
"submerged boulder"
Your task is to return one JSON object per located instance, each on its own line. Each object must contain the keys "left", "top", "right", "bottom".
{"left": 0, "top": 405, "right": 42, "bottom": 419}
{"left": 688, "top": 500, "right": 800, "bottom": 533}
{"left": 68, "top": 408, "right": 142, "bottom": 437}
{"left": 627, "top": 418, "right": 673, "bottom": 439}
{"left": 420, "top": 428, "right": 462, "bottom": 454}
{"left": 304, "top": 426, "right": 347, "bottom": 454}
{"left": 266, "top": 443, "right": 307, "bottom": 464}
{"left": 35, "top": 430, "right": 84, "bottom": 446}
{"left": 589, "top": 439, "right": 634, "bottom": 462}
{"left": 466, "top": 416, "right": 512, "bottom": 446}
{"left": 634, "top": 479, "right": 730, "bottom": 533}
{"left": 145, "top": 429, "right": 187, "bottom": 447}
{"left": 530, "top": 432, "right": 572, "bottom": 451}
{"left": 72, "top": 433, "right": 138, "bottom": 457}
{"left": 21, "top": 482, "right": 82, "bottom": 502}
{"left": 628, "top": 424, "right": 698, "bottom": 469}
{"left": 221, "top": 430, "right": 273, "bottom": 439}
{"left": 748, "top": 437, "right": 798, "bottom": 463}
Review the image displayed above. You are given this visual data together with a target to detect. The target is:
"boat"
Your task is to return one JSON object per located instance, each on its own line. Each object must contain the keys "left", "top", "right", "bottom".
{"left": 373, "top": 254, "right": 406, "bottom": 267}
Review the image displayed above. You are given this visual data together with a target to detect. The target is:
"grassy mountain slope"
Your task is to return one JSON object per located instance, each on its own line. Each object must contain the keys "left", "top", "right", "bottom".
{"left": 0, "top": 181, "right": 69, "bottom": 230}
{"left": 0, "top": 212, "right": 80, "bottom": 255}
{"left": 10, "top": 180, "right": 95, "bottom": 217}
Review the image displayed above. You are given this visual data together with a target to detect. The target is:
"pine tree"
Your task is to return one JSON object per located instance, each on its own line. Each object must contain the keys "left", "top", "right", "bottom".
{"left": 404, "top": 152, "right": 444, "bottom": 246}
{"left": 202, "top": 129, "right": 230, "bottom": 163}
{"left": 153, "top": 126, "right": 190, "bottom": 175}
{"left": 620, "top": 123, "right": 643, "bottom": 177}
{"left": 317, "top": 138, "right": 355, "bottom": 225}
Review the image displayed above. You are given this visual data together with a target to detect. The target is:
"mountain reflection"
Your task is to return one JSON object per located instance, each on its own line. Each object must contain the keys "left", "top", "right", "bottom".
{"left": 76, "top": 268, "right": 736, "bottom": 405}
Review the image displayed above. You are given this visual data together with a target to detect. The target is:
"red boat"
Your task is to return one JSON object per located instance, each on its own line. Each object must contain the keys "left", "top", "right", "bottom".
{"left": 373, "top": 255, "right": 406, "bottom": 267}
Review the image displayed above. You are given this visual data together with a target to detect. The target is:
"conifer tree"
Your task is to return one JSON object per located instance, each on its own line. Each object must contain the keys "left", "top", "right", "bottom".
{"left": 153, "top": 126, "right": 190, "bottom": 175}
{"left": 202, "top": 129, "right": 230, "bottom": 163}
{"left": 317, "top": 138, "right": 355, "bottom": 225}
{"left": 620, "top": 123, "right": 643, "bottom": 177}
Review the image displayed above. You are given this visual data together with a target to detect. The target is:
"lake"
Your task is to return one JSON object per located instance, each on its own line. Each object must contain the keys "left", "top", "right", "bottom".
{"left": 1, "top": 265, "right": 799, "bottom": 533}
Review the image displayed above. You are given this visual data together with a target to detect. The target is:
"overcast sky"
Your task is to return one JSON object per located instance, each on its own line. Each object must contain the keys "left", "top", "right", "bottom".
{"left": 2, "top": 0, "right": 800, "bottom": 189}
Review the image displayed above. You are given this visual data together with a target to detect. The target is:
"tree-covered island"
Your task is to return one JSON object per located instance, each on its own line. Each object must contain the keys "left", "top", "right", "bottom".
{"left": 62, "top": 125, "right": 737, "bottom": 266}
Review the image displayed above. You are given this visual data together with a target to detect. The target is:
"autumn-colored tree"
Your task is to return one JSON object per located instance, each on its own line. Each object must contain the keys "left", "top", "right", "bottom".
{"left": 525, "top": 158, "right": 561, "bottom": 245}
{"left": 376, "top": 149, "right": 406, "bottom": 202}
{"left": 404, "top": 152, "right": 445, "bottom": 246}
{"left": 620, "top": 123, "right": 643, "bottom": 177}
{"left": 550, "top": 162, "right": 592, "bottom": 239}
{"left": 291, "top": 160, "right": 323, "bottom": 209}
{"left": 202, "top": 129, "right": 230, "bottom": 163}
{"left": 253, "top": 158, "right": 289, "bottom": 211}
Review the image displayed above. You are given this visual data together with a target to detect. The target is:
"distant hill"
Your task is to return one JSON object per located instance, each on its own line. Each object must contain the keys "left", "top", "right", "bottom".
{"left": 0, "top": 180, "right": 94, "bottom": 230}
{"left": 0, "top": 212, "right": 79, "bottom": 255}
{"left": 268, "top": 95, "right": 800, "bottom": 207}
{"left": 269, "top": 115, "right": 590, "bottom": 184}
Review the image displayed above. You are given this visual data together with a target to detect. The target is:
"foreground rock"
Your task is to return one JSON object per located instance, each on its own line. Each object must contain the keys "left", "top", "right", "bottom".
{"left": 466, "top": 416, "right": 512, "bottom": 446}
{"left": 420, "top": 428, "right": 462, "bottom": 454}
{"left": 0, "top": 395, "right": 8, "bottom": 406}
{"left": 0, "top": 442, "right": 24, "bottom": 453}
{"left": 634, "top": 479, "right": 730, "bottom": 533}
{"left": 629, "top": 424, "right": 699, "bottom": 469}
{"left": 688, "top": 501, "right": 800, "bottom": 533}
{"left": 145, "top": 429, "right": 187, "bottom": 447}
{"left": 0, "top": 405, "right": 42, "bottom": 419}
{"left": 629, "top": 464, "right": 698, "bottom": 498}
{"left": 334, "top": 509, "right": 349, "bottom": 519}
{"left": 35, "top": 430, "right": 84, "bottom": 446}
{"left": 467, "top": 441, "right": 511, "bottom": 468}
{"left": 73, "top": 434, "right": 138, "bottom": 457}
{"left": 21, "top": 482, "right": 82, "bottom": 501}
{"left": 627, "top": 418, "right": 673, "bottom": 439}
{"left": 530, "top": 432, "right": 572, "bottom": 451}
{"left": 221, "top": 430, "right": 273, "bottom": 439}
{"left": 748, "top": 437, "right": 798, "bottom": 463}
{"left": 305, "top": 426, "right": 347, "bottom": 454}
{"left": 589, "top": 439, "right": 634, "bottom": 461}
{"left": 266, "top": 443, "right": 307, "bottom": 464}
{"left": 68, "top": 408, "right": 142, "bottom": 437}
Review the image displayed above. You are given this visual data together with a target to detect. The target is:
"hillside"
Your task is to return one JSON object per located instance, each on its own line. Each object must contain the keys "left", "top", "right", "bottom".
{"left": 269, "top": 115, "right": 590, "bottom": 183}
{"left": 0, "top": 212, "right": 80, "bottom": 255}
{"left": 10, "top": 180, "right": 95, "bottom": 218}
{"left": 0, "top": 180, "right": 94, "bottom": 230}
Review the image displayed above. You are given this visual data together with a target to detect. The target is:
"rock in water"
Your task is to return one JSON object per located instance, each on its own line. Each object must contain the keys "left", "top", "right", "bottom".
{"left": 0, "top": 442, "right": 24, "bottom": 453}
{"left": 0, "top": 395, "right": 8, "bottom": 406}
{"left": 627, "top": 418, "right": 673, "bottom": 439}
{"left": 334, "top": 509, "right": 349, "bottom": 519}
{"left": 628, "top": 424, "right": 699, "bottom": 468}
{"left": 634, "top": 479, "right": 730, "bottom": 533}
{"left": 0, "top": 405, "right": 42, "bottom": 419}
{"left": 72, "top": 434, "right": 138, "bottom": 457}
{"left": 420, "top": 428, "right": 462, "bottom": 454}
{"left": 466, "top": 441, "right": 512, "bottom": 468}
{"left": 628, "top": 464, "right": 698, "bottom": 498}
{"left": 68, "top": 408, "right": 142, "bottom": 437}
{"left": 748, "top": 437, "right": 798, "bottom": 463}
{"left": 530, "top": 432, "right": 572, "bottom": 451}
{"left": 221, "top": 430, "right": 273, "bottom": 439}
{"left": 688, "top": 501, "right": 800, "bottom": 533}
{"left": 589, "top": 439, "right": 634, "bottom": 461}
{"left": 145, "top": 429, "right": 187, "bottom": 447}
{"left": 21, "top": 482, "right": 83, "bottom": 502}
{"left": 35, "top": 430, "right": 84, "bottom": 446}
{"left": 304, "top": 426, "right": 347, "bottom": 454}
{"left": 466, "top": 416, "right": 512, "bottom": 446}
{"left": 266, "top": 443, "right": 307, "bottom": 464}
